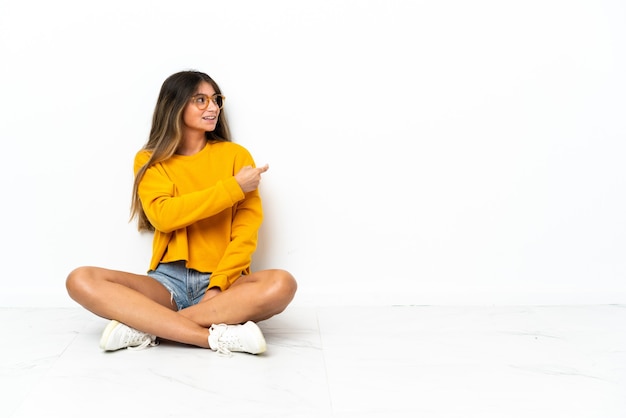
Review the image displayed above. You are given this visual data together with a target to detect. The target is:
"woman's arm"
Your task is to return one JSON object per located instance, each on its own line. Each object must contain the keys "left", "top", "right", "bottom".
{"left": 208, "top": 188, "right": 264, "bottom": 291}
{"left": 134, "top": 152, "right": 245, "bottom": 233}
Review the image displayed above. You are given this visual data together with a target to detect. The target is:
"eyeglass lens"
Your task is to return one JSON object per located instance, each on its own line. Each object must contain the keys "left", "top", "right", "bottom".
{"left": 193, "top": 94, "right": 224, "bottom": 109}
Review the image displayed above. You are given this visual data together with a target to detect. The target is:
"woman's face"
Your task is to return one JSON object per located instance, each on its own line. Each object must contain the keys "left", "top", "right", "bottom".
{"left": 182, "top": 81, "right": 220, "bottom": 133}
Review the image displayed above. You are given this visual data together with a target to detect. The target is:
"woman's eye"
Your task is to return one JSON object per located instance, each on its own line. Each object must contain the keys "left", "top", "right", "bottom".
{"left": 195, "top": 97, "right": 206, "bottom": 104}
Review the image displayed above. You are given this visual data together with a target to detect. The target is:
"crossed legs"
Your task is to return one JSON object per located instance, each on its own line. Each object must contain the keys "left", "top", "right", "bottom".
{"left": 65, "top": 266, "right": 297, "bottom": 348}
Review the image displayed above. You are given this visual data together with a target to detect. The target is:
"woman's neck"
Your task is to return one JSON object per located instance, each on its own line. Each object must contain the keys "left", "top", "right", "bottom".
{"left": 177, "top": 133, "right": 206, "bottom": 156}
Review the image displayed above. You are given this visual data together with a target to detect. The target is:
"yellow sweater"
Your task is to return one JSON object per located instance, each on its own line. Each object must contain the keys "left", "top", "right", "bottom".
{"left": 134, "top": 141, "right": 263, "bottom": 291}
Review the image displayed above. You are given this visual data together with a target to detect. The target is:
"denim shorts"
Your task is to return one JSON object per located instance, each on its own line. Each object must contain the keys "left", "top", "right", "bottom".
{"left": 147, "top": 261, "right": 212, "bottom": 310}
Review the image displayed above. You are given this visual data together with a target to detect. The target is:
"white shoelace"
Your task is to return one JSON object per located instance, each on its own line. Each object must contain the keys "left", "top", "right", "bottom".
{"left": 210, "top": 324, "right": 238, "bottom": 357}
{"left": 125, "top": 329, "right": 158, "bottom": 351}
{"left": 128, "top": 338, "right": 158, "bottom": 351}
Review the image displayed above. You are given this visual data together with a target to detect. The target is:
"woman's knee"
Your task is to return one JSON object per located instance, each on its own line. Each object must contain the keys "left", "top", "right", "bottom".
{"left": 66, "top": 266, "right": 99, "bottom": 300}
{"left": 269, "top": 269, "right": 297, "bottom": 301}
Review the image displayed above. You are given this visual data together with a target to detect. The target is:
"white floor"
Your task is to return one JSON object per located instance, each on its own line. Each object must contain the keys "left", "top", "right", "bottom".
{"left": 1, "top": 305, "right": 625, "bottom": 417}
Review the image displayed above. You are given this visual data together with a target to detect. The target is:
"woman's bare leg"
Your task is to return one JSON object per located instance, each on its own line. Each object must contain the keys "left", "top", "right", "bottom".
{"left": 66, "top": 266, "right": 210, "bottom": 348}
{"left": 66, "top": 267, "right": 297, "bottom": 348}
{"left": 180, "top": 269, "right": 297, "bottom": 327}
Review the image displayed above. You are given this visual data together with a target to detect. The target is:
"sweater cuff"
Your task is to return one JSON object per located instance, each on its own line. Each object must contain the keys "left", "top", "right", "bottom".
{"left": 222, "top": 176, "right": 245, "bottom": 203}
{"left": 209, "top": 274, "right": 230, "bottom": 291}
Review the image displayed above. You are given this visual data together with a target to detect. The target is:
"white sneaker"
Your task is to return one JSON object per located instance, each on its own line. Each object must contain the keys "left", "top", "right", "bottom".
{"left": 208, "top": 321, "right": 267, "bottom": 356}
{"left": 99, "top": 320, "right": 158, "bottom": 351}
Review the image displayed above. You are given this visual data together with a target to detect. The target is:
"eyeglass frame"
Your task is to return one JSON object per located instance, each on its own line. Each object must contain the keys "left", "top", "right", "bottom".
{"left": 190, "top": 93, "right": 226, "bottom": 110}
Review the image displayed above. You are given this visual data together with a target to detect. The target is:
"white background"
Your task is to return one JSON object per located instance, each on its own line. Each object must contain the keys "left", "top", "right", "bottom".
{"left": 0, "top": 0, "right": 625, "bottom": 307}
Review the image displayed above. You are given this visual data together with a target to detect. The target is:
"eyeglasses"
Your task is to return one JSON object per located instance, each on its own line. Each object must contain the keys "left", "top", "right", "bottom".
{"left": 190, "top": 94, "right": 226, "bottom": 110}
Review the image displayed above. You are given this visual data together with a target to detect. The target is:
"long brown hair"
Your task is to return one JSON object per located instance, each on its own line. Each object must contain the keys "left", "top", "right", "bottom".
{"left": 130, "top": 70, "right": 232, "bottom": 231}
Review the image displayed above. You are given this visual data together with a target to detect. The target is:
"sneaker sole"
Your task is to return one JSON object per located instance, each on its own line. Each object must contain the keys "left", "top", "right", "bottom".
{"left": 99, "top": 320, "right": 121, "bottom": 350}
{"left": 244, "top": 321, "right": 267, "bottom": 354}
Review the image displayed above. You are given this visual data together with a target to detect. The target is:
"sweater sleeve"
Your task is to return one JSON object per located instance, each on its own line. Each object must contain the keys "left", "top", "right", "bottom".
{"left": 134, "top": 152, "right": 246, "bottom": 233}
{"left": 209, "top": 188, "right": 263, "bottom": 290}
{"left": 207, "top": 149, "right": 264, "bottom": 291}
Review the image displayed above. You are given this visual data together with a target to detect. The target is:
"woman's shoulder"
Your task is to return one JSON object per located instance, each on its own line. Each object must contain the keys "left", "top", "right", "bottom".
{"left": 135, "top": 149, "right": 152, "bottom": 158}
{"left": 209, "top": 141, "right": 256, "bottom": 167}
{"left": 134, "top": 149, "right": 152, "bottom": 168}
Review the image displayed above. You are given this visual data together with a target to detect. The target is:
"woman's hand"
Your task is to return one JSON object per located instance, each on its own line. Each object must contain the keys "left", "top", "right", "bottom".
{"left": 202, "top": 287, "right": 222, "bottom": 302}
{"left": 235, "top": 164, "right": 269, "bottom": 193}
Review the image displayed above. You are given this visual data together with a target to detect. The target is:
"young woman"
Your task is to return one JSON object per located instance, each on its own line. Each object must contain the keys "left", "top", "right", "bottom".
{"left": 66, "top": 70, "right": 297, "bottom": 355}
